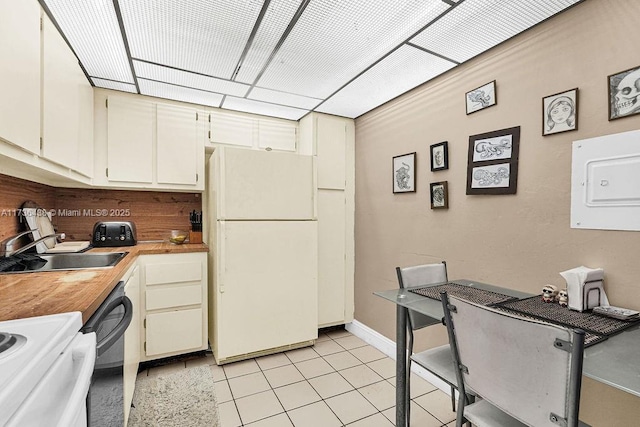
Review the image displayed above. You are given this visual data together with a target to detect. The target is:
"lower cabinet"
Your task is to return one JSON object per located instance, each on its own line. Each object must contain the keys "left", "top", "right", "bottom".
{"left": 138, "top": 252, "right": 208, "bottom": 362}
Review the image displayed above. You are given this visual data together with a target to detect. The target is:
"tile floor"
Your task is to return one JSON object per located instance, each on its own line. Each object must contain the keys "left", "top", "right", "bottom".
{"left": 139, "top": 329, "right": 456, "bottom": 426}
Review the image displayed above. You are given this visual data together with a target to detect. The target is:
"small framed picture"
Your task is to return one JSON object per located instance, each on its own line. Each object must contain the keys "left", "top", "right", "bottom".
{"left": 466, "top": 80, "right": 497, "bottom": 115}
{"left": 542, "top": 88, "right": 578, "bottom": 136}
{"left": 393, "top": 152, "right": 416, "bottom": 193}
{"left": 608, "top": 65, "right": 640, "bottom": 121}
{"left": 466, "top": 126, "right": 520, "bottom": 195}
{"left": 430, "top": 141, "right": 448, "bottom": 171}
{"left": 430, "top": 181, "right": 449, "bottom": 209}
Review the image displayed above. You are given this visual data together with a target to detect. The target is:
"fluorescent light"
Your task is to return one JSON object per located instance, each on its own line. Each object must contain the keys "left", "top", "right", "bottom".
{"left": 316, "top": 45, "right": 456, "bottom": 118}
{"left": 119, "top": 0, "right": 262, "bottom": 80}
{"left": 43, "top": 0, "right": 133, "bottom": 83}
{"left": 222, "top": 96, "right": 308, "bottom": 120}
{"left": 91, "top": 78, "right": 137, "bottom": 94}
{"left": 410, "top": 0, "right": 581, "bottom": 63}
{"left": 255, "top": 0, "right": 449, "bottom": 98}
{"left": 138, "top": 79, "right": 223, "bottom": 108}
{"left": 134, "top": 60, "right": 250, "bottom": 97}
{"left": 249, "top": 87, "right": 322, "bottom": 110}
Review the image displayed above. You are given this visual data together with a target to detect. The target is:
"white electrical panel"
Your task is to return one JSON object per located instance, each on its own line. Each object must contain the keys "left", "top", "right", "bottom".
{"left": 571, "top": 130, "right": 640, "bottom": 231}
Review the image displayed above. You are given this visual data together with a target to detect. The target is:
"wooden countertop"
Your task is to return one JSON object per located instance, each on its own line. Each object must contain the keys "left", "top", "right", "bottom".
{"left": 0, "top": 242, "right": 208, "bottom": 323}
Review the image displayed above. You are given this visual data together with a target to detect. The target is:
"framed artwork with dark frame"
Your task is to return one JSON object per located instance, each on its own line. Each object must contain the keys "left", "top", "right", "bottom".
{"left": 465, "top": 80, "right": 497, "bottom": 115}
{"left": 608, "top": 65, "right": 640, "bottom": 121}
{"left": 393, "top": 152, "right": 416, "bottom": 193}
{"left": 466, "top": 126, "right": 520, "bottom": 195}
{"left": 542, "top": 88, "right": 578, "bottom": 136}
{"left": 430, "top": 181, "right": 449, "bottom": 209}
{"left": 430, "top": 141, "right": 448, "bottom": 171}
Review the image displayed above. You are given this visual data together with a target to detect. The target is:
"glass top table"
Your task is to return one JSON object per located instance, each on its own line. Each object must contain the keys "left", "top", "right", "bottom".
{"left": 375, "top": 279, "right": 640, "bottom": 427}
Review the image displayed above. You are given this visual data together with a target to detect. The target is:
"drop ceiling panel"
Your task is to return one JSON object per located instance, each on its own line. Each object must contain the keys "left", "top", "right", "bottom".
{"left": 138, "top": 78, "right": 224, "bottom": 108}
{"left": 222, "top": 96, "right": 308, "bottom": 121}
{"left": 234, "top": 0, "right": 304, "bottom": 84}
{"left": 119, "top": 0, "right": 263, "bottom": 79}
{"left": 91, "top": 78, "right": 137, "bottom": 93}
{"left": 410, "top": 0, "right": 581, "bottom": 63}
{"left": 255, "top": 0, "right": 450, "bottom": 99}
{"left": 134, "top": 60, "right": 250, "bottom": 97}
{"left": 249, "top": 87, "right": 322, "bottom": 110}
{"left": 44, "top": 0, "right": 133, "bottom": 83}
{"left": 317, "top": 45, "right": 456, "bottom": 118}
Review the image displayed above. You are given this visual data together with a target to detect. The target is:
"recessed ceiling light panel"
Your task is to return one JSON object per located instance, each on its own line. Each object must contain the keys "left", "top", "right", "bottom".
{"left": 255, "top": 0, "right": 449, "bottom": 99}
{"left": 410, "top": 0, "right": 581, "bottom": 63}
{"left": 119, "top": 0, "right": 262, "bottom": 80}
{"left": 234, "top": 0, "right": 305, "bottom": 84}
{"left": 138, "top": 78, "right": 224, "bottom": 108}
{"left": 43, "top": 0, "right": 134, "bottom": 83}
{"left": 223, "top": 96, "right": 308, "bottom": 120}
{"left": 249, "top": 87, "right": 322, "bottom": 110}
{"left": 134, "top": 60, "right": 250, "bottom": 97}
{"left": 316, "top": 45, "right": 456, "bottom": 118}
{"left": 91, "top": 78, "right": 137, "bottom": 94}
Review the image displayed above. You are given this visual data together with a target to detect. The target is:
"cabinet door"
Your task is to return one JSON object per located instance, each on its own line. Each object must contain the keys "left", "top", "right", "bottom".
{"left": 146, "top": 308, "right": 203, "bottom": 356}
{"left": 209, "top": 111, "right": 254, "bottom": 147}
{"left": 42, "top": 14, "right": 93, "bottom": 172}
{"left": 0, "top": 0, "right": 40, "bottom": 153}
{"left": 257, "top": 119, "right": 297, "bottom": 152}
{"left": 157, "top": 104, "right": 198, "bottom": 185}
{"left": 123, "top": 266, "right": 140, "bottom": 424}
{"left": 317, "top": 115, "right": 346, "bottom": 189}
{"left": 318, "top": 190, "right": 347, "bottom": 326}
{"left": 107, "top": 97, "right": 153, "bottom": 183}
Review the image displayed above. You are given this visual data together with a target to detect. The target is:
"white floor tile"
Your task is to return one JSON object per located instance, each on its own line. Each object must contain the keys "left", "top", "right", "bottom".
{"left": 313, "top": 339, "right": 345, "bottom": 356}
{"left": 235, "top": 390, "right": 284, "bottom": 425}
{"left": 223, "top": 359, "right": 260, "bottom": 379}
{"left": 256, "top": 352, "right": 292, "bottom": 371}
{"left": 334, "top": 335, "right": 368, "bottom": 350}
{"left": 367, "top": 358, "right": 396, "bottom": 379}
{"left": 245, "top": 413, "right": 294, "bottom": 426}
{"left": 218, "top": 400, "right": 242, "bottom": 427}
{"left": 263, "top": 364, "right": 305, "bottom": 388}
{"left": 413, "top": 389, "right": 456, "bottom": 424}
{"left": 339, "top": 364, "right": 384, "bottom": 388}
{"left": 324, "top": 350, "right": 363, "bottom": 370}
{"left": 228, "top": 371, "right": 271, "bottom": 399}
{"left": 214, "top": 379, "right": 233, "bottom": 403}
{"left": 325, "top": 390, "right": 378, "bottom": 425}
{"left": 295, "top": 357, "right": 335, "bottom": 379}
{"left": 286, "top": 347, "right": 320, "bottom": 363}
{"left": 287, "top": 401, "right": 342, "bottom": 427}
{"left": 325, "top": 329, "right": 353, "bottom": 339}
{"left": 347, "top": 412, "right": 395, "bottom": 426}
{"left": 358, "top": 380, "right": 396, "bottom": 411}
{"left": 349, "top": 345, "right": 387, "bottom": 363}
{"left": 210, "top": 363, "right": 227, "bottom": 382}
{"left": 273, "top": 380, "right": 322, "bottom": 411}
{"left": 308, "top": 372, "right": 355, "bottom": 399}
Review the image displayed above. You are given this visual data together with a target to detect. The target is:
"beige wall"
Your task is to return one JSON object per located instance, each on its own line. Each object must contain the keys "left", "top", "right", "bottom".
{"left": 354, "top": 1, "right": 640, "bottom": 425}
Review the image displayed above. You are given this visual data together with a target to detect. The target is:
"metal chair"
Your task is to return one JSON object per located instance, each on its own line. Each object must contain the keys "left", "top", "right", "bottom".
{"left": 395, "top": 262, "right": 459, "bottom": 422}
{"left": 441, "top": 292, "right": 591, "bottom": 427}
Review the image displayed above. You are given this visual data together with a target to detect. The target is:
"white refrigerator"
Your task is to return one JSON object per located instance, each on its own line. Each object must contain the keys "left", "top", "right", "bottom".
{"left": 205, "top": 146, "right": 318, "bottom": 364}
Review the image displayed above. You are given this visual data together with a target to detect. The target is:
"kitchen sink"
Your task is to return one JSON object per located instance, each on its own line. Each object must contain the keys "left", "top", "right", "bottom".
{"left": 0, "top": 252, "right": 128, "bottom": 273}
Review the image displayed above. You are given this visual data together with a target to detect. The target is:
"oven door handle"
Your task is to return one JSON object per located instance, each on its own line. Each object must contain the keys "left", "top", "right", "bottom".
{"left": 92, "top": 295, "right": 133, "bottom": 357}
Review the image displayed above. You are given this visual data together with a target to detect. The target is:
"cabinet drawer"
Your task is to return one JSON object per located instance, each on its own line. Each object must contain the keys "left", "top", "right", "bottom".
{"left": 146, "top": 308, "right": 203, "bottom": 356}
{"left": 146, "top": 284, "right": 202, "bottom": 310}
{"left": 145, "top": 261, "right": 202, "bottom": 286}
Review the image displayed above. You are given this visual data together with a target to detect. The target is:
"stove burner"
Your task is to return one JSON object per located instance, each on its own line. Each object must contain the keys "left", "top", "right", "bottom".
{"left": 0, "top": 332, "right": 27, "bottom": 359}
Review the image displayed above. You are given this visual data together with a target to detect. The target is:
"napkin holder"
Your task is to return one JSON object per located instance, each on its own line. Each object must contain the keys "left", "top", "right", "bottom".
{"left": 559, "top": 266, "right": 609, "bottom": 312}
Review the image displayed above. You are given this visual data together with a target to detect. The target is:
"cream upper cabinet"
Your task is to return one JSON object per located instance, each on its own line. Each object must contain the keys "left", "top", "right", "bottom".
{"left": 0, "top": 0, "right": 40, "bottom": 154}
{"left": 157, "top": 104, "right": 198, "bottom": 185}
{"left": 107, "top": 97, "right": 154, "bottom": 183}
{"left": 317, "top": 114, "right": 347, "bottom": 189}
{"left": 42, "top": 14, "right": 94, "bottom": 176}
{"left": 257, "top": 119, "right": 297, "bottom": 152}
{"left": 209, "top": 110, "right": 254, "bottom": 147}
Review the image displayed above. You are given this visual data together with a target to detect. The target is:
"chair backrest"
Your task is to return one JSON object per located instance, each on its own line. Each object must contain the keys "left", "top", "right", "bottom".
{"left": 396, "top": 262, "right": 448, "bottom": 330}
{"left": 442, "top": 293, "right": 585, "bottom": 427}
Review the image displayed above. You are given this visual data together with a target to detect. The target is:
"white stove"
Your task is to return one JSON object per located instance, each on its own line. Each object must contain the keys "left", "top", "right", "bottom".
{"left": 0, "top": 312, "right": 96, "bottom": 426}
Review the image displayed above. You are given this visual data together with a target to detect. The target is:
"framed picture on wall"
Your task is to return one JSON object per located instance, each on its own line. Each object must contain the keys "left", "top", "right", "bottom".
{"left": 430, "top": 141, "right": 448, "bottom": 171}
{"left": 542, "top": 88, "right": 578, "bottom": 136}
{"left": 393, "top": 152, "right": 416, "bottom": 193}
{"left": 430, "top": 181, "right": 449, "bottom": 209}
{"left": 465, "top": 80, "right": 497, "bottom": 115}
{"left": 466, "top": 126, "right": 520, "bottom": 195}
{"left": 608, "top": 65, "right": 640, "bottom": 121}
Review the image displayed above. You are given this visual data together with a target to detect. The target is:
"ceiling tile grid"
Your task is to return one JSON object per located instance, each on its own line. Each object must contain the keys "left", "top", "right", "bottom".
{"left": 316, "top": 44, "right": 457, "bottom": 118}
{"left": 119, "top": 0, "right": 262, "bottom": 79}
{"left": 410, "top": 0, "right": 582, "bottom": 63}
{"left": 133, "top": 60, "right": 250, "bottom": 97}
{"left": 43, "top": 0, "right": 133, "bottom": 83}
{"left": 41, "top": 0, "right": 583, "bottom": 121}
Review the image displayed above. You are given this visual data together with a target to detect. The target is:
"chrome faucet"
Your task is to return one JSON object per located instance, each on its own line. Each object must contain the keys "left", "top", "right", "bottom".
{"left": 0, "top": 230, "right": 65, "bottom": 257}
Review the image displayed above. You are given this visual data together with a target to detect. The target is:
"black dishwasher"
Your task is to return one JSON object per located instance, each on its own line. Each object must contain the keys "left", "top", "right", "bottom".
{"left": 81, "top": 281, "right": 133, "bottom": 426}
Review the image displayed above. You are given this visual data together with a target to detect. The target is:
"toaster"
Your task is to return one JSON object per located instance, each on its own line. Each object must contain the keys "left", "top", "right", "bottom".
{"left": 92, "top": 221, "right": 137, "bottom": 247}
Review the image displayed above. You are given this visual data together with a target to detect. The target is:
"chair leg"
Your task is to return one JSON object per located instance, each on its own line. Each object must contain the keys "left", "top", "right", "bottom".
{"left": 450, "top": 385, "right": 456, "bottom": 411}
{"left": 406, "top": 326, "right": 414, "bottom": 426}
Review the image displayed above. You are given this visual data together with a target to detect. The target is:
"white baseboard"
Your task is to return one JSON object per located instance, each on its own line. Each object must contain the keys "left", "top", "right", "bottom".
{"left": 345, "top": 320, "right": 453, "bottom": 396}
